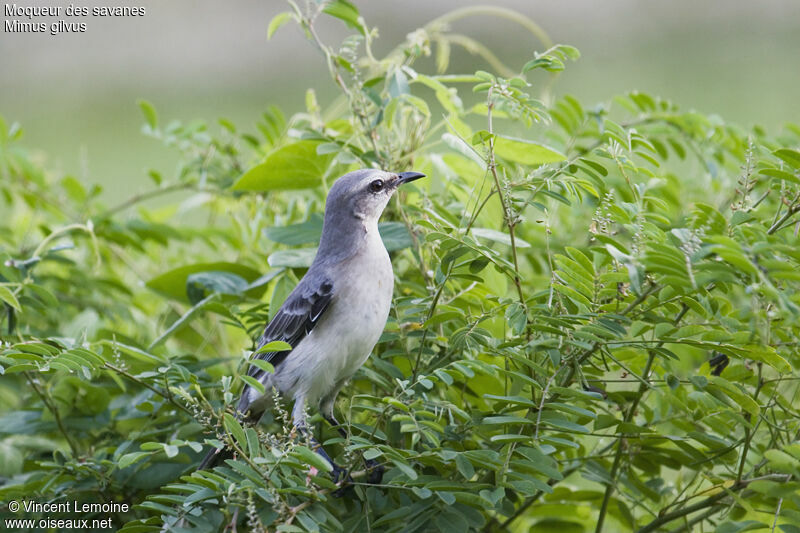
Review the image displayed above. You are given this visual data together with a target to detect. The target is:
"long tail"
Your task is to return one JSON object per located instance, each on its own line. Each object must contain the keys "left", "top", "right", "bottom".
{"left": 199, "top": 445, "right": 233, "bottom": 470}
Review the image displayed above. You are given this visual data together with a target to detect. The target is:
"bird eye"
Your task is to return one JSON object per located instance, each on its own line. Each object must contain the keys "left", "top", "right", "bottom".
{"left": 369, "top": 179, "right": 384, "bottom": 193}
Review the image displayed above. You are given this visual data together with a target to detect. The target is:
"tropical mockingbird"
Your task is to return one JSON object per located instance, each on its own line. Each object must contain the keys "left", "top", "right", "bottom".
{"left": 201, "top": 168, "right": 425, "bottom": 483}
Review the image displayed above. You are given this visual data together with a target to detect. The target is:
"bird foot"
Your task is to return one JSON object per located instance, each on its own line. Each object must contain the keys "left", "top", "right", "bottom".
{"left": 331, "top": 464, "right": 354, "bottom": 497}
{"left": 331, "top": 463, "right": 351, "bottom": 484}
{"left": 364, "top": 458, "right": 385, "bottom": 485}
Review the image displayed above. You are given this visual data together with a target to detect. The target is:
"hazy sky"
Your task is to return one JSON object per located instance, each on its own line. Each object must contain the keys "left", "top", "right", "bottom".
{"left": 2, "top": 0, "right": 798, "bottom": 198}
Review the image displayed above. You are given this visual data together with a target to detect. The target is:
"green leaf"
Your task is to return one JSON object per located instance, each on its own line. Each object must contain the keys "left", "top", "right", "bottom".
{"left": 759, "top": 168, "right": 800, "bottom": 185}
{"left": 162, "top": 443, "right": 179, "bottom": 458}
{"left": 436, "top": 491, "right": 456, "bottom": 505}
{"left": 248, "top": 359, "right": 275, "bottom": 374}
{"left": 256, "top": 341, "right": 292, "bottom": 353}
{"left": 267, "top": 11, "right": 293, "bottom": 39}
{"left": 391, "top": 459, "right": 418, "bottom": 480}
{"left": 117, "top": 451, "right": 152, "bottom": 469}
{"left": 443, "top": 133, "right": 485, "bottom": 167}
{"left": 483, "top": 415, "right": 533, "bottom": 426}
{"left": 148, "top": 294, "right": 220, "bottom": 349}
{"left": 387, "top": 68, "right": 410, "bottom": 98}
{"left": 264, "top": 214, "right": 323, "bottom": 245}
{"left": 223, "top": 413, "right": 247, "bottom": 452}
{"left": 245, "top": 429, "right": 261, "bottom": 459}
{"left": 322, "top": 0, "right": 364, "bottom": 34}
{"left": 0, "top": 285, "right": 21, "bottom": 311}
{"left": 0, "top": 440, "right": 23, "bottom": 476}
{"left": 232, "top": 141, "right": 333, "bottom": 191}
{"left": 240, "top": 375, "right": 265, "bottom": 396}
{"left": 137, "top": 99, "right": 158, "bottom": 129}
{"left": 606, "top": 244, "right": 644, "bottom": 294}
{"left": 379, "top": 222, "right": 414, "bottom": 252}
{"left": 268, "top": 248, "right": 317, "bottom": 268}
{"left": 147, "top": 262, "right": 265, "bottom": 303}
{"left": 292, "top": 445, "right": 334, "bottom": 473}
{"left": 493, "top": 135, "right": 566, "bottom": 165}
{"left": 472, "top": 227, "right": 531, "bottom": 248}
{"left": 514, "top": 447, "right": 563, "bottom": 479}
{"left": 707, "top": 376, "right": 760, "bottom": 417}
{"left": 774, "top": 148, "right": 800, "bottom": 169}
{"left": 715, "top": 520, "right": 768, "bottom": 533}
{"left": 455, "top": 454, "right": 475, "bottom": 479}
{"left": 97, "top": 340, "right": 165, "bottom": 364}
{"left": 743, "top": 344, "right": 791, "bottom": 373}
{"left": 539, "top": 413, "right": 589, "bottom": 433}
{"left": 186, "top": 271, "right": 249, "bottom": 304}
{"left": 764, "top": 449, "right": 800, "bottom": 476}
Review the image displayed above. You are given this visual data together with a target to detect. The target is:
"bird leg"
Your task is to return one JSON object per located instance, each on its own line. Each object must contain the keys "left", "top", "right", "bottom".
{"left": 321, "top": 406, "right": 385, "bottom": 485}
{"left": 292, "top": 397, "right": 348, "bottom": 484}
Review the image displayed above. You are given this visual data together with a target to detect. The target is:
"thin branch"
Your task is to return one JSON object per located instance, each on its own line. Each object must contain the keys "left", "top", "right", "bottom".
{"left": 96, "top": 182, "right": 192, "bottom": 219}
{"left": 486, "top": 86, "right": 526, "bottom": 309}
{"left": 771, "top": 498, "right": 783, "bottom": 533}
{"left": 767, "top": 195, "right": 800, "bottom": 234}
{"left": 25, "top": 371, "right": 81, "bottom": 457}
{"left": 636, "top": 480, "right": 748, "bottom": 533}
{"left": 103, "top": 362, "right": 193, "bottom": 416}
{"left": 595, "top": 304, "right": 689, "bottom": 533}
{"left": 32, "top": 223, "right": 93, "bottom": 259}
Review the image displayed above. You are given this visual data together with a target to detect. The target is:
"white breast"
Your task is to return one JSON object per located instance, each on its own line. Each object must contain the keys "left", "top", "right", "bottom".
{"left": 271, "top": 222, "right": 393, "bottom": 406}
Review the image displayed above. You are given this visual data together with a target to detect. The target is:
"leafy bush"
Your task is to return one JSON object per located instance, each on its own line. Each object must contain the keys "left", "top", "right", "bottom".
{"left": 2, "top": 2, "right": 800, "bottom": 532}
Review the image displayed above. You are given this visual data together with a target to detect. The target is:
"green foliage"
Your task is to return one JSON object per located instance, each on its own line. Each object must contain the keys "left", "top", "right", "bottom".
{"left": 2, "top": 2, "right": 800, "bottom": 532}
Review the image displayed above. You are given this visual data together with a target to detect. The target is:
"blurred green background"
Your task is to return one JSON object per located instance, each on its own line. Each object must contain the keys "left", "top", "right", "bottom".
{"left": 2, "top": 0, "right": 799, "bottom": 203}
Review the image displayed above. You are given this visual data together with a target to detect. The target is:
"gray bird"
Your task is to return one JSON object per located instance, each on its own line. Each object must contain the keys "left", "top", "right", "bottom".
{"left": 201, "top": 168, "right": 425, "bottom": 482}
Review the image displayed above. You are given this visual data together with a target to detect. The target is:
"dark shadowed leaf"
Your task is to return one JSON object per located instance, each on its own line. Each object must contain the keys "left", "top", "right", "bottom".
{"left": 264, "top": 214, "right": 324, "bottom": 245}
{"left": 186, "top": 271, "right": 249, "bottom": 304}
{"left": 146, "top": 262, "right": 265, "bottom": 303}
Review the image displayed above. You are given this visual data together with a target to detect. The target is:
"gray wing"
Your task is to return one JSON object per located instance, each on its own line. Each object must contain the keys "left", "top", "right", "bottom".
{"left": 246, "top": 275, "right": 334, "bottom": 383}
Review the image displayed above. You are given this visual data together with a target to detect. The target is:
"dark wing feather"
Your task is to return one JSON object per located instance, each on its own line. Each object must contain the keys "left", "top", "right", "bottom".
{"left": 246, "top": 276, "right": 334, "bottom": 381}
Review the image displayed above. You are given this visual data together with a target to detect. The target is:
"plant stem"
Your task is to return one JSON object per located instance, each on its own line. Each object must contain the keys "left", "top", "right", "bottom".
{"left": 32, "top": 223, "right": 92, "bottom": 259}
{"left": 771, "top": 498, "right": 783, "bottom": 532}
{"left": 595, "top": 304, "right": 688, "bottom": 533}
{"left": 767, "top": 195, "right": 800, "bottom": 234}
{"left": 594, "top": 350, "right": 657, "bottom": 533}
{"left": 25, "top": 371, "right": 81, "bottom": 457}
{"left": 636, "top": 480, "right": 750, "bottom": 533}
{"left": 665, "top": 505, "right": 721, "bottom": 533}
{"left": 737, "top": 362, "right": 763, "bottom": 482}
{"left": 488, "top": 442, "right": 618, "bottom": 532}
{"left": 410, "top": 275, "right": 447, "bottom": 381}
{"left": 486, "top": 87, "right": 526, "bottom": 310}
{"left": 555, "top": 283, "right": 660, "bottom": 393}
{"left": 103, "top": 362, "right": 193, "bottom": 416}
{"left": 148, "top": 294, "right": 217, "bottom": 351}
{"left": 97, "top": 182, "right": 191, "bottom": 219}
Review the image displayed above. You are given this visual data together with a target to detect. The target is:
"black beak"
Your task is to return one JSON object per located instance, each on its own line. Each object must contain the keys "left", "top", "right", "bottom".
{"left": 397, "top": 171, "right": 426, "bottom": 185}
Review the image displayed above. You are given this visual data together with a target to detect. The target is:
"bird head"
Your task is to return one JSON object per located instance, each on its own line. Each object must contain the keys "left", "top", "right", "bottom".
{"left": 326, "top": 168, "right": 426, "bottom": 223}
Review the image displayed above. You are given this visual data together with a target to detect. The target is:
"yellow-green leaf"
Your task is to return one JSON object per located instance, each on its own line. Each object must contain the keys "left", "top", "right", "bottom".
{"left": 0, "top": 285, "right": 21, "bottom": 311}
{"left": 232, "top": 141, "right": 333, "bottom": 192}
{"left": 256, "top": 341, "right": 292, "bottom": 353}
{"left": 291, "top": 445, "right": 333, "bottom": 472}
{"left": 267, "top": 12, "right": 293, "bottom": 39}
{"left": 743, "top": 345, "right": 791, "bottom": 373}
{"left": 223, "top": 413, "right": 247, "bottom": 453}
{"left": 493, "top": 135, "right": 566, "bottom": 165}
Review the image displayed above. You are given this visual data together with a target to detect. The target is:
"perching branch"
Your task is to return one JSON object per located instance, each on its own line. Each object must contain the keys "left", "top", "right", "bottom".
{"left": 486, "top": 86, "right": 526, "bottom": 310}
